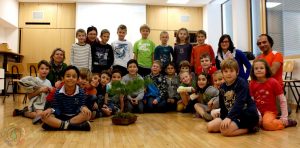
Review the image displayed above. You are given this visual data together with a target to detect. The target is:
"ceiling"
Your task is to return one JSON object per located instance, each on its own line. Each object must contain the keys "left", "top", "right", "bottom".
{"left": 18, "top": 0, "right": 213, "bottom": 7}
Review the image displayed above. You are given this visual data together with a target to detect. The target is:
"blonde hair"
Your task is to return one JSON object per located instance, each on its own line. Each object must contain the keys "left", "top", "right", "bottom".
{"left": 153, "top": 60, "right": 162, "bottom": 68}
{"left": 212, "top": 70, "right": 222, "bottom": 79}
{"left": 176, "top": 28, "right": 190, "bottom": 44}
{"left": 160, "top": 31, "right": 168, "bottom": 37}
{"left": 220, "top": 58, "right": 239, "bottom": 73}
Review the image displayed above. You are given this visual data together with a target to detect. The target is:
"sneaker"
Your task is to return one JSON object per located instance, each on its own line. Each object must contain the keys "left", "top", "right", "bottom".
{"left": 68, "top": 121, "right": 91, "bottom": 131}
{"left": 32, "top": 116, "right": 42, "bottom": 124}
{"left": 42, "top": 123, "right": 58, "bottom": 131}
{"left": 286, "top": 119, "right": 297, "bottom": 127}
{"left": 13, "top": 109, "right": 21, "bottom": 116}
{"left": 202, "top": 112, "right": 213, "bottom": 122}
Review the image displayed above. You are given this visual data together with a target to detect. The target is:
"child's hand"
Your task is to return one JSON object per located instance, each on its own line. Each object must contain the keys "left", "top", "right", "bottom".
{"left": 41, "top": 108, "right": 52, "bottom": 118}
{"left": 220, "top": 118, "right": 231, "bottom": 129}
{"left": 81, "top": 106, "right": 91, "bottom": 118}
{"left": 55, "top": 81, "right": 62, "bottom": 88}
{"left": 280, "top": 117, "right": 288, "bottom": 126}
{"left": 39, "top": 86, "right": 50, "bottom": 93}
{"left": 167, "top": 98, "right": 175, "bottom": 103}
{"left": 152, "top": 99, "right": 158, "bottom": 104}
{"left": 93, "top": 102, "right": 98, "bottom": 110}
{"left": 211, "top": 109, "right": 220, "bottom": 118}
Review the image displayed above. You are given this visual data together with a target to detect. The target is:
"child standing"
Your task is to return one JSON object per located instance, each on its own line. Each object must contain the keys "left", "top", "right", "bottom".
{"left": 249, "top": 59, "right": 297, "bottom": 130}
{"left": 165, "top": 62, "right": 180, "bottom": 111}
{"left": 40, "top": 65, "right": 91, "bottom": 131}
{"left": 106, "top": 69, "right": 125, "bottom": 113}
{"left": 13, "top": 60, "right": 52, "bottom": 124}
{"left": 144, "top": 60, "right": 168, "bottom": 113}
{"left": 70, "top": 29, "right": 92, "bottom": 70}
{"left": 122, "top": 59, "right": 144, "bottom": 113}
{"left": 173, "top": 28, "right": 193, "bottom": 71}
{"left": 207, "top": 58, "right": 259, "bottom": 136}
{"left": 194, "top": 73, "right": 219, "bottom": 121}
{"left": 154, "top": 31, "right": 174, "bottom": 70}
{"left": 191, "top": 30, "right": 215, "bottom": 72}
{"left": 134, "top": 24, "right": 155, "bottom": 77}
{"left": 111, "top": 24, "right": 133, "bottom": 75}
{"left": 91, "top": 29, "right": 114, "bottom": 73}
{"left": 196, "top": 53, "right": 217, "bottom": 82}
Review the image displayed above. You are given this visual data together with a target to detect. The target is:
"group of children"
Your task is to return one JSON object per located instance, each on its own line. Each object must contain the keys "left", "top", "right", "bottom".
{"left": 12, "top": 23, "right": 297, "bottom": 136}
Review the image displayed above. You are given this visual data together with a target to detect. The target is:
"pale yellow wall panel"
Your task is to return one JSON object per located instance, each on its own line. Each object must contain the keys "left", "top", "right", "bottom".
{"left": 19, "top": 3, "right": 58, "bottom": 28}
{"left": 57, "top": 3, "right": 76, "bottom": 28}
{"left": 147, "top": 5, "right": 168, "bottom": 30}
{"left": 167, "top": 7, "right": 202, "bottom": 31}
{"left": 20, "top": 29, "right": 74, "bottom": 65}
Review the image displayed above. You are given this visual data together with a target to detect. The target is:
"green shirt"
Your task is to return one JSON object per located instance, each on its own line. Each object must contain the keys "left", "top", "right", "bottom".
{"left": 133, "top": 39, "right": 155, "bottom": 68}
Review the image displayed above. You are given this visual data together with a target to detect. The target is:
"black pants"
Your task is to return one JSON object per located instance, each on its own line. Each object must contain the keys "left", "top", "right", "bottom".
{"left": 138, "top": 66, "right": 151, "bottom": 77}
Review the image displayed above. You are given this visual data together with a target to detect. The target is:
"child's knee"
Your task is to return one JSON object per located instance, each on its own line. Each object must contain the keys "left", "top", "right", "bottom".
{"left": 177, "top": 102, "right": 185, "bottom": 112}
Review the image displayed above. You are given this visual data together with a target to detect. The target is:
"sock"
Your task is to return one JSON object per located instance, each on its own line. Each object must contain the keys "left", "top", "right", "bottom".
{"left": 64, "top": 120, "right": 70, "bottom": 129}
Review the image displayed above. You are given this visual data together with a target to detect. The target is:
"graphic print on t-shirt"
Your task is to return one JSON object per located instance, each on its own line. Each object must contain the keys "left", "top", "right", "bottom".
{"left": 114, "top": 43, "right": 128, "bottom": 59}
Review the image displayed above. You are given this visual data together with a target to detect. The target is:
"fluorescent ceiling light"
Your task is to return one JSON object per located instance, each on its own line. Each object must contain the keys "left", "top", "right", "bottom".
{"left": 167, "top": 0, "right": 189, "bottom": 4}
{"left": 266, "top": 2, "right": 281, "bottom": 8}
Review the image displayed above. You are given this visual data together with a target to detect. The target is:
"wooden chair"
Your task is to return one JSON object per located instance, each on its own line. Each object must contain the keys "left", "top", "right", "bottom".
{"left": 27, "top": 63, "right": 38, "bottom": 77}
{"left": 283, "top": 60, "right": 300, "bottom": 112}
{"left": 3, "top": 62, "right": 25, "bottom": 103}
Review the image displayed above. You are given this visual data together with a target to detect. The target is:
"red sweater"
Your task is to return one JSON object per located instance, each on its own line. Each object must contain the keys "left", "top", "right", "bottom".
{"left": 190, "top": 44, "right": 215, "bottom": 72}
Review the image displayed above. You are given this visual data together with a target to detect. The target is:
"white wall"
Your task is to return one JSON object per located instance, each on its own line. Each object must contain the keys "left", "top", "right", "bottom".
{"left": 76, "top": 3, "right": 146, "bottom": 44}
{"left": 0, "top": 0, "right": 19, "bottom": 53}
{"left": 204, "top": 0, "right": 250, "bottom": 53}
{"left": 203, "top": 3, "right": 222, "bottom": 54}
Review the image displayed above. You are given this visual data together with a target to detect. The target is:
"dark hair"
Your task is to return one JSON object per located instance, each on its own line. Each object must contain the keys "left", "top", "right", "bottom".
{"left": 50, "top": 48, "right": 65, "bottom": 62}
{"left": 196, "top": 30, "right": 207, "bottom": 38}
{"left": 196, "top": 72, "right": 210, "bottom": 93}
{"left": 100, "top": 29, "right": 110, "bottom": 36}
{"left": 258, "top": 34, "right": 274, "bottom": 47}
{"left": 179, "top": 60, "right": 191, "bottom": 69}
{"left": 63, "top": 65, "right": 80, "bottom": 79}
{"left": 127, "top": 59, "right": 138, "bottom": 68}
{"left": 100, "top": 70, "right": 112, "bottom": 79}
{"left": 117, "top": 24, "right": 127, "bottom": 31}
{"left": 200, "top": 53, "right": 211, "bottom": 61}
{"left": 140, "top": 24, "right": 150, "bottom": 32}
{"left": 79, "top": 68, "right": 92, "bottom": 81}
{"left": 111, "top": 69, "right": 122, "bottom": 76}
{"left": 87, "top": 26, "right": 98, "bottom": 35}
{"left": 250, "top": 59, "right": 273, "bottom": 80}
{"left": 38, "top": 60, "right": 51, "bottom": 69}
{"left": 217, "top": 34, "right": 235, "bottom": 59}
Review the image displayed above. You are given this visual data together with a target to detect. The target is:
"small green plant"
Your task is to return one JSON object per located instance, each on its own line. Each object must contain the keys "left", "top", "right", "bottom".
{"left": 112, "top": 112, "right": 136, "bottom": 119}
{"left": 109, "top": 78, "right": 152, "bottom": 96}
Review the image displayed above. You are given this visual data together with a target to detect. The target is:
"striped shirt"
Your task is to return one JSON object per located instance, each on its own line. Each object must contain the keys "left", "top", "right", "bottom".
{"left": 70, "top": 43, "right": 92, "bottom": 70}
{"left": 52, "top": 85, "right": 86, "bottom": 116}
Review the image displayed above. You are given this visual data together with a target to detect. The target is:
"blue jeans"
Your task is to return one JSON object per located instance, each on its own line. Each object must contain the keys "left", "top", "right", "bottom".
{"left": 145, "top": 97, "right": 167, "bottom": 113}
{"left": 127, "top": 100, "right": 144, "bottom": 113}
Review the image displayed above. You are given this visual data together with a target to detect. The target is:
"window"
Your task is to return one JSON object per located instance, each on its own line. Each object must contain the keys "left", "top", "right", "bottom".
{"left": 221, "top": 0, "right": 233, "bottom": 37}
{"left": 251, "top": 0, "right": 262, "bottom": 56}
{"left": 266, "top": 0, "right": 300, "bottom": 56}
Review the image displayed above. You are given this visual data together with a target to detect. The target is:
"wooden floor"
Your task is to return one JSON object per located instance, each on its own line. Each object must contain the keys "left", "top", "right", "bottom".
{"left": 1, "top": 95, "right": 300, "bottom": 148}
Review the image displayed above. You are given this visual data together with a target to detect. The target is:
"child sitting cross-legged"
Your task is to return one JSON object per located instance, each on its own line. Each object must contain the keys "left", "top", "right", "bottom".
{"left": 207, "top": 58, "right": 259, "bottom": 136}
{"left": 144, "top": 60, "right": 168, "bottom": 113}
{"left": 106, "top": 69, "right": 125, "bottom": 113}
{"left": 78, "top": 68, "right": 102, "bottom": 119}
{"left": 164, "top": 62, "right": 180, "bottom": 111}
{"left": 41, "top": 65, "right": 91, "bottom": 131}
{"left": 194, "top": 73, "right": 219, "bottom": 122}
{"left": 250, "top": 59, "right": 297, "bottom": 130}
